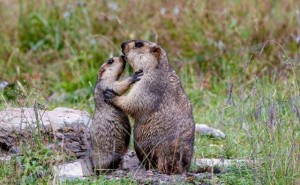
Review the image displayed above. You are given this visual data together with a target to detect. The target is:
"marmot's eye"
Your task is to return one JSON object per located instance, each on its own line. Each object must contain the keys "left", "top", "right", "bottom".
{"left": 107, "top": 59, "right": 114, "bottom": 64}
{"left": 135, "top": 41, "right": 144, "bottom": 48}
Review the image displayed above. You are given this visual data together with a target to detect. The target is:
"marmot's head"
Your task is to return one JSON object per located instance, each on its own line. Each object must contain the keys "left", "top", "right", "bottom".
{"left": 121, "top": 40, "right": 168, "bottom": 72}
{"left": 98, "top": 56, "right": 126, "bottom": 82}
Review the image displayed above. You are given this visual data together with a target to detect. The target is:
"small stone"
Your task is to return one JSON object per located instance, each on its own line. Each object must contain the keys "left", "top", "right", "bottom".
{"left": 63, "top": 12, "right": 71, "bottom": 19}
{"left": 173, "top": 6, "right": 180, "bottom": 16}
{"left": 195, "top": 124, "right": 226, "bottom": 139}
{"left": 296, "top": 36, "right": 300, "bottom": 44}
{"left": 160, "top": 7, "right": 166, "bottom": 15}
{"left": 147, "top": 170, "right": 154, "bottom": 176}
{"left": 0, "top": 81, "right": 8, "bottom": 90}
{"left": 107, "top": 2, "right": 119, "bottom": 11}
{"left": 53, "top": 159, "right": 93, "bottom": 181}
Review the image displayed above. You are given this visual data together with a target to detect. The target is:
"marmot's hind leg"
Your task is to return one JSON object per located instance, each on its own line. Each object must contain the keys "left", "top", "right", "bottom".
{"left": 109, "top": 152, "right": 123, "bottom": 169}
{"left": 157, "top": 156, "right": 184, "bottom": 175}
{"left": 92, "top": 153, "right": 114, "bottom": 175}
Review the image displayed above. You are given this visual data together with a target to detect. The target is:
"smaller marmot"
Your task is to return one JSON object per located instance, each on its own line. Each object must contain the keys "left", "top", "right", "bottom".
{"left": 90, "top": 56, "right": 143, "bottom": 173}
{"left": 104, "top": 40, "right": 195, "bottom": 174}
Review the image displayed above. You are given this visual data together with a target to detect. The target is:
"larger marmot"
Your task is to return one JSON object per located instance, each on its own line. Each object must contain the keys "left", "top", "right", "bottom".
{"left": 104, "top": 40, "right": 195, "bottom": 174}
{"left": 90, "top": 56, "right": 142, "bottom": 173}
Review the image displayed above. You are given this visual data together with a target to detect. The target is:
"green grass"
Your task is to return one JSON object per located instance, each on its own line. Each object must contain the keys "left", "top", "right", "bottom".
{"left": 62, "top": 177, "right": 137, "bottom": 185}
{"left": 0, "top": 0, "right": 300, "bottom": 184}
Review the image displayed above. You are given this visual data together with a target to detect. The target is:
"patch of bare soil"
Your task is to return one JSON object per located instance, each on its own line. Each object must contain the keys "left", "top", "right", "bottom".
{"left": 103, "top": 151, "right": 216, "bottom": 185}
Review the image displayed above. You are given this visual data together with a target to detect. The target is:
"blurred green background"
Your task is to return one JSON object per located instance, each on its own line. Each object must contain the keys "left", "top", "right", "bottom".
{"left": 0, "top": 0, "right": 299, "bottom": 111}
{"left": 0, "top": 0, "right": 299, "bottom": 184}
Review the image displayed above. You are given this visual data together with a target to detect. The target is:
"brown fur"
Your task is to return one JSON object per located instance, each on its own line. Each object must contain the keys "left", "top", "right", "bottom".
{"left": 90, "top": 56, "right": 142, "bottom": 174}
{"left": 105, "top": 40, "right": 195, "bottom": 174}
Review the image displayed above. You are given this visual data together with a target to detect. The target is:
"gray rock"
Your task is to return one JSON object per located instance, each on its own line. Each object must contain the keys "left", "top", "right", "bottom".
{"left": 0, "top": 107, "right": 91, "bottom": 158}
{"left": 53, "top": 159, "right": 93, "bottom": 181}
{"left": 0, "top": 107, "right": 90, "bottom": 129}
{"left": 196, "top": 158, "right": 253, "bottom": 167}
{"left": 195, "top": 124, "right": 226, "bottom": 139}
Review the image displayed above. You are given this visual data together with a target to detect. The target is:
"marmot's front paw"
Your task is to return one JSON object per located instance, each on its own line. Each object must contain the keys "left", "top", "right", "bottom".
{"left": 130, "top": 70, "right": 144, "bottom": 84}
{"left": 103, "top": 89, "right": 117, "bottom": 103}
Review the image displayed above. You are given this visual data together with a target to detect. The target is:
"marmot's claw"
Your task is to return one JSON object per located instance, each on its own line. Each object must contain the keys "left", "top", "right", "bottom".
{"left": 131, "top": 70, "right": 144, "bottom": 83}
{"left": 134, "top": 70, "right": 143, "bottom": 76}
{"left": 103, "top": 89, "right": 117, "bottom": 101}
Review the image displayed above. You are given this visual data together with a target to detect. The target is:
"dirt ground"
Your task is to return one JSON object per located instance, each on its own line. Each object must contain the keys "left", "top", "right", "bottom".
{"left": 103, "top": 151, "right": 217, "bottom": 185}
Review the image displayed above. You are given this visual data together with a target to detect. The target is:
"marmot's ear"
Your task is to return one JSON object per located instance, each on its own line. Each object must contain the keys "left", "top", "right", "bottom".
{"left": 98, "top": 68, "right": 106, "bottom": 79}
{"left": 150, "top": 46, "right": 161, "bottom": 60}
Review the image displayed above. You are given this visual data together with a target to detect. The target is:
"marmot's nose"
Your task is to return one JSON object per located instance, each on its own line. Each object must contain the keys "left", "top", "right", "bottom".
{"left": 121, "top": 55, "right": 127, "bottom": 62}
{"left": 121, "top": 42, "right": 126, "bottom": 53}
